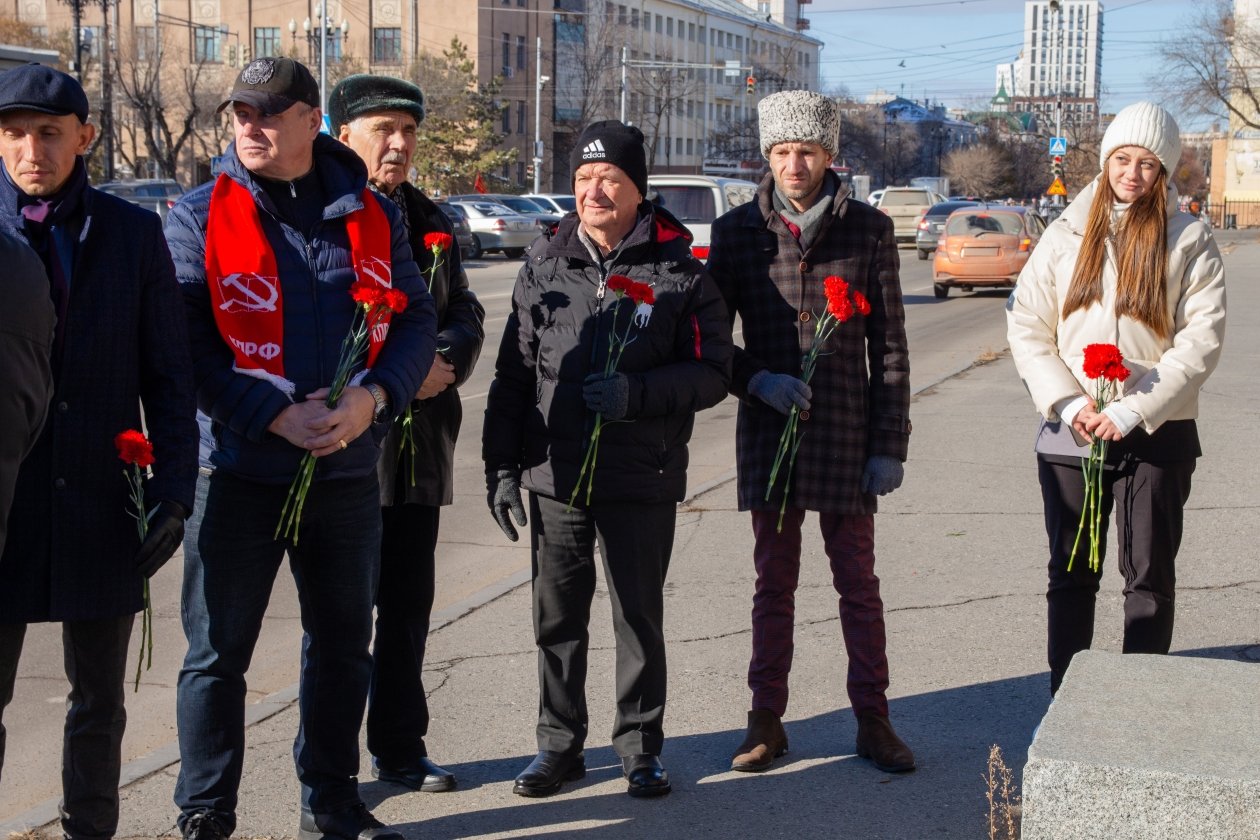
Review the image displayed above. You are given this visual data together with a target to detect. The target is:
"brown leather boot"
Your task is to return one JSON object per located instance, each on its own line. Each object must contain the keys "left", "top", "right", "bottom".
{"left": 730, "top": 710, "right": 789, "bottom": 772}
{"left": 855, "top": 713, "right": 915, "bottom": 772}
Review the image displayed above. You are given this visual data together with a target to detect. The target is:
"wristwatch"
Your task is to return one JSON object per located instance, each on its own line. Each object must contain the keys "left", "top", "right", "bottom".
{"left": 364, "top": 383, "right": 390, "bottom": 420}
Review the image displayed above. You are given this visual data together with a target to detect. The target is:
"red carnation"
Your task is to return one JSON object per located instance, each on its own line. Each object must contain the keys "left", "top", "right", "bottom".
{"left": 423, "top": 231, "right": 454, "bottom": 252}
{"left": 853, "top": 290, "right": 872, "bottom": 317}
{"left": 1082, "top": 343, "right": 1130, "bottom": 382}
{"left": 824, "top": 276, "right": 854, "bottom": 322}
{"left": 115, "top": 429, "right": 155, "bottom": 468}
{"left": 626, "top": 281, "right": 656, "bottom": 306}
{"left": 350, "top": 278, "right": 386, "bottom": 308}
{"left": 606, "top": 274, "right": 635, "bottom": 296}
{"left": 383, "top": 288, "right": 409, "bottom": 314}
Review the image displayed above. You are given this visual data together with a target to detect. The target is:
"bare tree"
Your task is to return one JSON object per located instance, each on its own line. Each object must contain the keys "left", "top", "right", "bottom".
{"left": 629, "top": 63, "right": 702, "bottom": 170}
{"left": 943, "top": 145, "right": 1006, "bottom": 199}
{"left": 1157, "top": 0, "right": 1260, "bottom": 130}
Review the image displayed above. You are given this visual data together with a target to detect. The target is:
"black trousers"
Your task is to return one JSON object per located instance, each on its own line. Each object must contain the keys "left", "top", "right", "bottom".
{"left": 529, "top": 493, "right": 675, "bottom": 757}
{"left": 0, "top": 615, "right": 135, "bottom": 840}
{"left": 367, "top": 504, "right": 439, "bottom": 766}
{"left": 1038, "top": 456, "right": 1195, "bottom": 694}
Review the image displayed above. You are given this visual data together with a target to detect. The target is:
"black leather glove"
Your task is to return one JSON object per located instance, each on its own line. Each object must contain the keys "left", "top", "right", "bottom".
{"left": 748, "top": 370, "right": 812, "bottom": 415}
{"left": 582, "top": 372, "right": 630, "bottom": 421}
{"left": 487, "top": 469, "right": 527, "bottom": 542}
{"left": 135, "top": 500, "right": 189, "bottom": 578}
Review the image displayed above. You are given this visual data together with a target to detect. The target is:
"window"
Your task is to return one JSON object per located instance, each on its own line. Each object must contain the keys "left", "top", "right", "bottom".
{"left": 501, "top": 104, "right": 510, "bottom": 133}
{"left": 517, "top": 100, "right": 525, "bottom": 134}
{"left": 516, "top": 35, "right": 526, "bottom": 69}
{"left": 618, "top": 5, "right": 627, "bottom": 25}
{"left": 81, "top": 25, "right": 102, "bottom": 59}
{"left": 688, "top": 23, "right": 695, "bottom": 41}
{"left": 254, "top": 26, "right": 281, "bottom": 59}
{"left": 686, "top": 138, "right": 693, "bottom": 155}
{"left": 631, "top": 9, "right": 639, "bottom": 28}
{"left": 517, "top": 161, "right": 526, "bottom": 183}
{"left": 666, "top": 17, "right": 673, "bottom": 36}
{"left": 655, "top": 15, "right": 661, "bottom": 34}
{"left": 328, "top": 31, "right": 344, "bottom": 62}
{"left": 675, "top": 137, "right": 683, "bottom": 155}
{"left": 135, "top": 25, "right": 156, "bottom": 61}
{"left": 502, "top": 33, "right": 510, "bottom": 72}
{"left": 373, "top": 27, "right": 402, "bottom": 64}
{"left": 193, "top": 26, "right": 221, "bottom": 63}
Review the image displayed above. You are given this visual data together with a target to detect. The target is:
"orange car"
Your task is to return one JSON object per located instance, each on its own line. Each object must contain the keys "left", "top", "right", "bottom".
{"left": 931, "top": 205, "right": 1047, "bottom": 298}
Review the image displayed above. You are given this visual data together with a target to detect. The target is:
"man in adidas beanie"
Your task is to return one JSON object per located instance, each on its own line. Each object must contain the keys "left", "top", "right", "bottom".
{"left": 706, "top": 89, "right": 916, "bottom": 776}
{"left": 483, "top": 119, "right": 732, "bottom": 799}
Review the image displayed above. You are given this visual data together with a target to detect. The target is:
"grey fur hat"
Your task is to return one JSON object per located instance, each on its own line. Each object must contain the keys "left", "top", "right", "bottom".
{"left": 758, "top": 90, "right": 840, "bottom": 159}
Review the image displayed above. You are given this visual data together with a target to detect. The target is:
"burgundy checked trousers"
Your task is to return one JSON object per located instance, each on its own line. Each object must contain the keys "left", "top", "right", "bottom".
{"left": 748, "top": 508, "right": 890, "bottom": 719}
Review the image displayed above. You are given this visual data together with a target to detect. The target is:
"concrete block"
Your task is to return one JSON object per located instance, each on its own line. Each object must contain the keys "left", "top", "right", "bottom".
{"left": 1022, "top": 650, "right": 1260, "bottom": 839}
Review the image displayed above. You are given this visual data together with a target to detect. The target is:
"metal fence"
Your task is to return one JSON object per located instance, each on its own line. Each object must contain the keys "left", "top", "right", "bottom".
{"left": 1206, "top": 200, "right": 1260, "bottom": 230}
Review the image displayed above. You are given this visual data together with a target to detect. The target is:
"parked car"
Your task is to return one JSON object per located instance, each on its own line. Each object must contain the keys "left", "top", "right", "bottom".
{"left": 914, "top": 199, "right": 981, "bottom": 260}
{"left": 448, "top": 194, "right": 561, "bottom": 233}
{"left": 97, "top": 179, "right": 184, "bottom": 222}
{"left": 447, "top": 199, "right": 537, "bottom": 259}
{"left": 524, "top": 193, "right": 576, "bottom": 214}
{"left": 435, "top": 202, "right": 477, "bottom": 261}
{"left": 645, "top": 175, "right": 758, "bottom": 260}
{"left": 865, "top": 188, "right": 886, "bottom": 207}
{"left": 931, "top": 205, "right": 1046, "bottom": 298}
{"left": 874, "top": 186, "right": 938, "bottom": 244}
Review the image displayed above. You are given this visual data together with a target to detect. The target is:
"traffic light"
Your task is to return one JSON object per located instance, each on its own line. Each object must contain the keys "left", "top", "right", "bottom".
{"left": 1052, "top": 155, "right": 1064, "bottom": 180}
{"left": 525, "top": 162, "right": 535, "bottom": 179}
{"left": 745, "top": 75, "right": 756, "bottom": 95}
{"left": 239, "top": 46, "right": 250, "bottom": 67}
{"left": 227, "top": 44, "right": 237, "bottom": 66}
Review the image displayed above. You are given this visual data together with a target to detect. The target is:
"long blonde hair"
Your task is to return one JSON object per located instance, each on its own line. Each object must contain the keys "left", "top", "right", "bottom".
{"left": 1061, "top": 167, "right": 1172, "bottom": 339}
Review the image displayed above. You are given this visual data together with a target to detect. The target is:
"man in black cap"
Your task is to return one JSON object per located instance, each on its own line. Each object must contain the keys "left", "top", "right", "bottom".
{"left": 0, "top": 63, "right": 198, "bottom": 839}
{"left": 329, "top": 73, "right": 485, "bottom": 796}
{"left": 483, "top": 119, "right": 732, "bottom": 799}
{"left": 166, "top": 57, "right": 436, "bottom": 840}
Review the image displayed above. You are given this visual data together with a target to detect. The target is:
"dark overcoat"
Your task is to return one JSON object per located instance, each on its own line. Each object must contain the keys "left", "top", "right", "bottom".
{"left": 0, "top": 180, "right": 198, "bottom": 622}
{"left": 707, "top": 172, "right": 911, "bottom": 515}
{"left": 377, "top": 184, "right": 485, "bottom": 507}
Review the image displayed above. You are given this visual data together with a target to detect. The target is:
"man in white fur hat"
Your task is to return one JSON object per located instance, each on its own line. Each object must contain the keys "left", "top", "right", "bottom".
{"left": 707, "top": 89, "right": 915, "bottom": 774}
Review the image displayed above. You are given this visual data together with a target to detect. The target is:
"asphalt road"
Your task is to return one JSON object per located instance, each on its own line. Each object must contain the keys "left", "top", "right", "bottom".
{"left": 0, "top": 243, "right": 1013, "bottom": 823}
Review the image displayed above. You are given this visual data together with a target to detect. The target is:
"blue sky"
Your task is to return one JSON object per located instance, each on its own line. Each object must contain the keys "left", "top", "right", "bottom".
{"left": 809, "top": 0, "right": 1204, "bottom": 125}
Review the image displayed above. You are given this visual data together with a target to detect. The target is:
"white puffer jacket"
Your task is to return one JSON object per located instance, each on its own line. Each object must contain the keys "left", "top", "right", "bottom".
{"left": 1007, "top": 178, "right": 1226, "bottom": 434}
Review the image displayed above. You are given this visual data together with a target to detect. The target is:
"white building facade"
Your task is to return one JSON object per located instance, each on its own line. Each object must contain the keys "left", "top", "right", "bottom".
{"left": 1014, "top": 0, "right": 1103, "bottom": 124}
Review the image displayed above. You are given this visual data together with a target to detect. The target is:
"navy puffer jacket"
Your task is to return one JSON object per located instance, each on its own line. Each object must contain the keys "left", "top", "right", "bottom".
{"left": 165, "top": 134, "right": 436, "bottom": 484}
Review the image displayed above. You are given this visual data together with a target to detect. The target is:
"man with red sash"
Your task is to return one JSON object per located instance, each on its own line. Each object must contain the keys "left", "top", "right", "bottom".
{"left": 164, "top": 57, "right": 436, "bottom": 840}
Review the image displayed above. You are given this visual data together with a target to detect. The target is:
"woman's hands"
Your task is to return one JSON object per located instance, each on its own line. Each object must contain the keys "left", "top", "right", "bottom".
{"left": 1073, "top": 401, "right": 1126, "bottom": 442}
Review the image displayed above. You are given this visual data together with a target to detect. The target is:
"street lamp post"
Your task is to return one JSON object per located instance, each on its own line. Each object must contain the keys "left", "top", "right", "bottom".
{"left": 288, "top": 8, "right": 347, "bottom": 115}
{"left": 532, "top": 36, "right": 549, "bottom": 194}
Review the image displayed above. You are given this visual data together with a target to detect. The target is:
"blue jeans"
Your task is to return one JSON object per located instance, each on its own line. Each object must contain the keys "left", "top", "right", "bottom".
{"left": 175, "top": 470, "right": 381, "bottom": 832}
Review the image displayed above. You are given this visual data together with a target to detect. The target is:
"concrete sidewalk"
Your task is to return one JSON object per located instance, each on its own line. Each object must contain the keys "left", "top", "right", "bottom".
{"left": 14, "top": 234, "right": 1260, "bottom": 840}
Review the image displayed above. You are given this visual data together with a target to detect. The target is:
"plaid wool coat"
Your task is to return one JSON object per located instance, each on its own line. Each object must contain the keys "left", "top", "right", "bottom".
{"left": 707, "top": 172, "right": 911, "bottom": 514}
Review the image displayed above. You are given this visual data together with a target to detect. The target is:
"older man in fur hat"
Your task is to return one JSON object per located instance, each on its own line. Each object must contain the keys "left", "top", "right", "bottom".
{"left": 707, "top": 90, "right": 915, "bottom": 774}
{"left": 329, "top": 74, "right": 485, "bottom": 795}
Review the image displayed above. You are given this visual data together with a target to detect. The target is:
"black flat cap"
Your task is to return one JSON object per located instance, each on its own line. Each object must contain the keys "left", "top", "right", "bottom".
{"left": 0, "top": 63, "right": 90, "bottom": 123}
{"left": 328, "top": 75, "right": 425, "bottom": 131}
{"left": 217, "top": 57, "right": 320, "bottom": 116}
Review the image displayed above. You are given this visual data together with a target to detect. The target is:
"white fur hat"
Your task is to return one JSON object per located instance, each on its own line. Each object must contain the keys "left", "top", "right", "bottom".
{"left": 758, "top": 90, "right": 840, "bottom": 159}
{"left": 1099, "top": 101, "right": 1181, "bottom": 173}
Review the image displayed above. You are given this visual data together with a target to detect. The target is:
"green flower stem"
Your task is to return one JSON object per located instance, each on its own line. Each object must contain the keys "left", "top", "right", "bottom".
{"left": 125, "top": 464, "right": 153, "bottom": 692}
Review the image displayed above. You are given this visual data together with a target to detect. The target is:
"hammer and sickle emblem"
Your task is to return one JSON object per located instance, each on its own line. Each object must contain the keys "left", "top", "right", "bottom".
{"left": 217, "top": 273, "right": 280, "bottom": 313}
{"left": 358, "top": 257, "right": 393, "bottom": 288}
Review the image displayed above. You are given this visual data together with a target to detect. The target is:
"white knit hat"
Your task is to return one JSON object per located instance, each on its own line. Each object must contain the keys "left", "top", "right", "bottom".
{"left": 758, "top": 90, "right": 840, "bottom": 159}
{"left": 1098, "top": 101, "right": 1181, "bottom": 173}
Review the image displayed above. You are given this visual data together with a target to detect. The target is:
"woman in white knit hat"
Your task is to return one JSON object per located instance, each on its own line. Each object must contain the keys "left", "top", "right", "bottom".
{"left": 1006, "top": 101, "right": 1226, "bottom": 694}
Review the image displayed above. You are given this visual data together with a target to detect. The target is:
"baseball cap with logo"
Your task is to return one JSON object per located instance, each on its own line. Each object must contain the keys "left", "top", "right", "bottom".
{"left": 216, "top": 57, "right": 320, "bottom": 117}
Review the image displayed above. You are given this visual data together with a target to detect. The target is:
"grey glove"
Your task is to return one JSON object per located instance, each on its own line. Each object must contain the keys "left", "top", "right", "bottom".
{"left": 861, "top": 455, "right": 904, "bottom": 496}
{"left": 487, "top": 469, "right": 527, "bottom": 542}
{"left": 582, "top": 372, "right": 630, "bottom": 420}
{"left": 748, "top": 370, "right": 812, "bottom": 415}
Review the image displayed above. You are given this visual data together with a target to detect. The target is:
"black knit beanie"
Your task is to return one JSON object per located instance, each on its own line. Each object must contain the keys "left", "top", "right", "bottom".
{"left": 569, "top": 120, "right": 648, "bottom": 196}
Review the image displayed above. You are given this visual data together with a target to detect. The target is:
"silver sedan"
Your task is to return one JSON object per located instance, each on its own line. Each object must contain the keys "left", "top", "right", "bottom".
{"left": 448, "top": 200, "right": 538, "bottom": 259}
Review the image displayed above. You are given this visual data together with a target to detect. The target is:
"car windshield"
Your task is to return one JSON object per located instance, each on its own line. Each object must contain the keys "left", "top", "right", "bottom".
{"left": 926, "top": 202, "right": 977, "bottom": 219}
{"left": 499, "top": 197, "right": 547, "bottom": 213}
{"left": 550, "top": 196, "right": 576, "bottom": 212}
{"left": 946, "top": 212, "right": 1024, "bottom": 236}
{"left": 880, "top": 190, "right": 932, "bottom": 207}
{"left": 653, "top": 186, "right": 716, "bottom": 223}
{"left": 462, "top": 203, "right": 516, "bottom": 217}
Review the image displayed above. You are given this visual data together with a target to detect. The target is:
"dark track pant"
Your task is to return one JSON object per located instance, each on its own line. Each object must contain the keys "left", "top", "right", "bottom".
{"left": 367, "top": 504, "right": 439, "bottom": 766}
{"left": 529, "top": 493, "right": 675, "bottom": 757}
{"left": 0, "top": 615, "right": 134, "bottom": 839}
{"left": 1038, "top": 457, "right": 1195, "bottom": 693}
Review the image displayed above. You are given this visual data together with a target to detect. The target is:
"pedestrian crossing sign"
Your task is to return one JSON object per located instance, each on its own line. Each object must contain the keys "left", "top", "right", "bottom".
{"left": 1048, "top": 136, "right": 1068, "bottom": 156}
{"left": 1046, "top": 177, "right": 1067, "bottom": 197}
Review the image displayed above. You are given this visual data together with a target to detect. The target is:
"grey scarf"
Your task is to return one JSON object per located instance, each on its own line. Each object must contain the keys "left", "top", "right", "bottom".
{"left": 773, "top": 175, "right": 837, "bottom": 252}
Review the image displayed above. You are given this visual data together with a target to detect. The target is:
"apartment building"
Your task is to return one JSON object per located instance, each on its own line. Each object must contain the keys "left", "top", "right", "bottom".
{"left": 1012, "top": 0, "right": 1103, "bottom": 127}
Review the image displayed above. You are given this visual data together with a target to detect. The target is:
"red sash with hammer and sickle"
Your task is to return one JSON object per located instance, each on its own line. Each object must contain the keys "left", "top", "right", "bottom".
{"left": 204, "top": 174, "right": 393, "bottom": 395}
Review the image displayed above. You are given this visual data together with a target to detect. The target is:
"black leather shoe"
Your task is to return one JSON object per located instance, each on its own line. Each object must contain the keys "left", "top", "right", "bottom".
{"left": 372, "top": 756, "right": 457, "bottom": 792}
{"left": 182, "top": 812, "right": 230, "bottom": 840}
{"left": 297, "top": 803, "right": 403, "bottom": 840}
{"left": 512, "top": 750, "right": 586, "bottom": 797}
{"left": 621, "top": 754, "right": 671, "bottom": 798}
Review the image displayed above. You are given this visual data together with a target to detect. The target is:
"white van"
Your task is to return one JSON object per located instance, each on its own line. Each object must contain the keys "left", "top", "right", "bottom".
{"left": 646, "top": 175, "right": 759, "bottom": 260}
